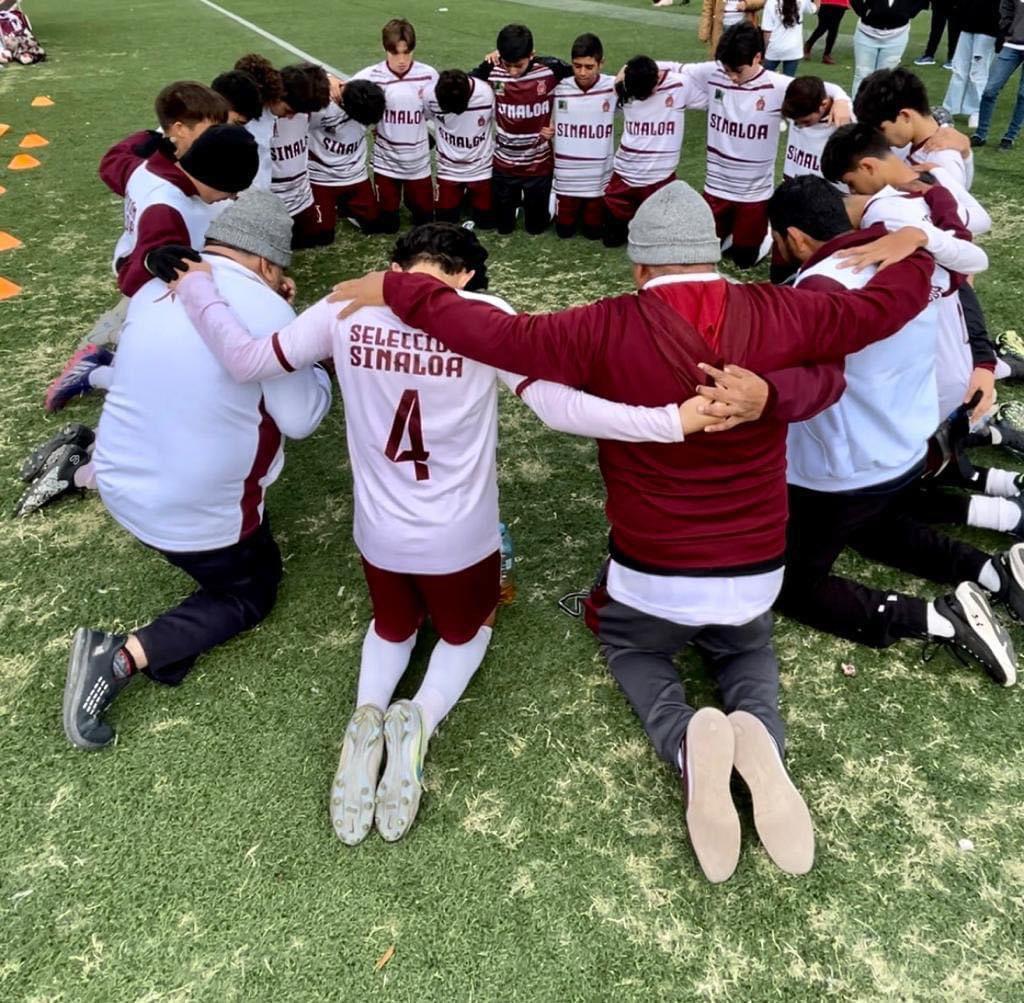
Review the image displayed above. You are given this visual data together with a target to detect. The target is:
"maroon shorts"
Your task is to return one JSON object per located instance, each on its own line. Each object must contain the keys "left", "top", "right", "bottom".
{"left": 361, "top": 550, "right": 500, "bottom": 645}
{"left": 603, "top": 171, "right": 676, "bottom": 223}
{"left": 436, "top": 177, "right": 493, "bottom": 213}
{"left": 310, "top": 179, "right": 380, "bottom": 233}
{"left": 290, "top": 200, "right": 326, "bottom": 249}
{"left": 703, "top": 193, "right": 770, "bottom": 255}
{"left": 374, "top": 173, "right": 435, "bottom": 219}
{"left": 555, "top": 194, "right": 605, "bottom": 229}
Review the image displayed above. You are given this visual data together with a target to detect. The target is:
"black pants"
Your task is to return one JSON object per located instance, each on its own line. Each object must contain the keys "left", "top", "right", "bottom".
{"left": 778, "top": 467, "right": 989, "bottom": 648}
{"left": 493, "top": 172, "right": 552, "bottom": 235}
{"left": 589, "top": 586, "right": 784, "bottom": 767}
{"left": 924, "top": 0, "right": 960, "bottom": 61}
{"left": 136, "top": 518, "right": 283, "bottom": 685}
{"left": 806, "top": 4, "right": 847, "bottom": 55}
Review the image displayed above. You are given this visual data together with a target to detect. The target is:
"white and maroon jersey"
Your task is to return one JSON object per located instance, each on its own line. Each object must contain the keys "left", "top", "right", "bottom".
{"left": 94, "top": 255, "right": 331, "bottom": 553}
{"left": 354, "top": 59, "right": 437, "bottom": 180}
{"left": 270, "top": 112, "right": 314, "bottom": 215}
{"left": 426, "top": 77, "right": 495, "bottom": 183}
{"left": 245, "top": 112, "right": 275, "bottom": 192}
{"left": 613, "top": 70, "right": 699, "bottom": 188}
{"left": 551, "top": 73, "right": 616, "bottom": 197}
{"left": 906, "top": 138, "right": 974, "bottom": 190}
{"left": 472, "top": 57, "right": 571, "bottom": 177}
{"left": 308, "top": 101, "right": 369, "bottom": 187}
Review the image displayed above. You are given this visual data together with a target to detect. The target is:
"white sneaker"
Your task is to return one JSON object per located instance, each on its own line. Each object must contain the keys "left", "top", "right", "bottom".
{"left": 375, "top": 700, "right": 428, "bottom": 842}
{"left": 652, "top": 0, "right": 675, "bottom": 6}
{"left": 968, "top": 113, "right": 980, "bottom": 130}
{"left": 330, "top": 705, "right": 384, "bottom": 845}
{"left": 755, "top": 231, "right": 774, "bottom": 265}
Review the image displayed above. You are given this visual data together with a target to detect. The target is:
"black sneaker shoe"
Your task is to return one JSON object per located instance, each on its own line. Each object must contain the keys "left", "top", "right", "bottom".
{"left": 970, "top": 135, "right": 986, "bottom": 148}
{"left": 930, "top": 582, "right": 1016, "bottom": 687}
{"left": 996, "top": 350, "right": 1024, "bottom": 380}
{"left": 988, "top": 406, "right": 1024, "bottom": 459}
{"left": 19, "top": 422, "right": 94, "bottom": 481}
{"left": 62, "top": 628, "right": 131, "bottom": 749}
{"left": 992, "top": 543, "right": 1024, "bottom": 620}
{"left": 14, "top": 444, "right": 89, "bottom": 517}
{"left": 998, "top": 138, "right": 1014, "bottom": 151}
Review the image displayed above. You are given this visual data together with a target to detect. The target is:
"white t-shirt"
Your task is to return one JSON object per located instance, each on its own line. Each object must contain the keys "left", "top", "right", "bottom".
{"left": 763, "top": 0, "right": 817, "bottom": 62}
{"left": 245, "top": 113, "right": 275, "bottom": 192}
{"left": 308, "top": 102, "right": 369, "bottom": 187}
{"left": 354, "top": 59, "right": 438, "bottom": 180}
{"left": 270, "top": 112, "right": 314, "bottom": 215}
{"left": 426, "top": 76, "right": 495, "bottom": 183}
{"left": 551, "top": 73, "right": 617, "bottom": 197}
{"left": 94, "top": 255, "right": 331, "bottom": 552}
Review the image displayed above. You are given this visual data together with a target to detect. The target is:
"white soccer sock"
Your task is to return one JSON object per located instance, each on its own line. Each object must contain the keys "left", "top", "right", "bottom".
{"left": 977, "top": 559, "right": 1003, "bottom": 592}
{"left": 355, "top": 621, "right": 417, "bottom": 712}
{"left": 87, "top": 365, "right": 114, "bottom": 390}
{"left": 412, "top": 625, "right": 493, "bottom": 738}
{"left": 926, "top": 602, "right": 956, "bottom": 638}
{"left": 983, "top": 468, "right": 1021, "bottom": 498}
{"left": 968, "top": 496, "right": 1022, "bottom": 535}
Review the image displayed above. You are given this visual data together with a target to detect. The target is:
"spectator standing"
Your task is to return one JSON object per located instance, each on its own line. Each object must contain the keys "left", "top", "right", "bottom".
{"left": 763, "top": 0, "right": 820, "bottom": 74}
{"left": 850, "top": 0, "right": 929, "bottom": 95}
{"left": 805, "top": 0, "right": 851, "bottom": 64}
{"left": 971, "top": 0, "right": 1024, "bottom": 149}
{"left": 943, "top": 0, "right": 1000, "bottom": 127}
{"left": 914, "top": 0, "right": 960, "bottom": 67}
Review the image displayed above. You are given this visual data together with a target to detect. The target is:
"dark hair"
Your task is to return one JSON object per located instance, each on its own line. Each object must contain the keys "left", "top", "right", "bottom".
{"left": 212, "top": 70, "right": 262, "bottom": 122}
{"left": 778, "top": 0, "right": 801, "bottom": 29}
{"left": 571, "top": 32, "right": 603, "bottom": 61}
{"left": 434, "top": 69, "right": 472, "bottom": 116}
{"left": 280, "top": 63, "right": 330, "bottom": 114}
{"left": 853, "top": 67, "right": 930, "bottom": 127}
{"left": 234, "top": 53, "right": 284, "bottom": 106}
{"left": 382, "top": 17, "right": 416, "bottom": 53}
{"left": 391, "top": 223, "right": 490, "bottom": 290}
{"left": 620, "top": 55, "right": 659, "bottom": 103}
{"left": 820, "top": 123, "right": 892, "bottom": 183}
{"left": 767, "top": 176, "right": 852, "bottom": 242}
{"left": 782, "top": 76, "right": 826, "bottom": 120}
{"left": 342, "top": 78, "right": 386, "bottom": 125}
{"left": 497, "top": 23, "right": 533, "bottom": 62}
{"left": 716, "top": 22, "right": 764, "bottom": 69}
{"left": 154, "top": 81, "right": 228, "bottom": 130}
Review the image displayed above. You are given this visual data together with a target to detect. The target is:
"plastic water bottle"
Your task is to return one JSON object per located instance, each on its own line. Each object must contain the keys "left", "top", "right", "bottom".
{"left": 499, "top": 522, "right": 516, "bottom": 605}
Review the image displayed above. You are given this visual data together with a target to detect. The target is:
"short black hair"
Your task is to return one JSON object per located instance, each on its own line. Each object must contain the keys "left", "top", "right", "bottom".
{"left": 767, "top": 176, "right": 852, "bottom": 243}
{"left": 342, "top": 78, "right": 386, "bottom": 126}
{"left": 280, "top": 63, "right": 330, "bottom": 114}
{"left": 820, "top": 123, "right": 892, "bottom": 182}
{"left": 497, "top": 23, "right": 534, "bottom": 63}
{"left": 716, "top": 22, "right": 764, "bottom": 69}
{"left": 212, "top": 69, "right": 262, "bottom": 122}
{"left": 853, "top": 67, "right": 930, "bottom": 127}
{"left": 620, "top": 55, "right": 659, "bottom": 103}
{"left": 434, "top": 69, "right": 472, "bottom": 115}
{"left": 391, "top": 223, "right": 490, "bottom": 290}
{"left": 782, "top": 76, "right": 826, "bottom": 121}
{"left": 571, "top": 32, "right": 603, "bottom": 61}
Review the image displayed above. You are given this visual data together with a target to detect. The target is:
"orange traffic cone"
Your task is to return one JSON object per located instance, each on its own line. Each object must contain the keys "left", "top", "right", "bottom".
{"left": 0, "top": 186, "right": 6, "bottom": 196}
{"left": 19, "top": 133, "right": 48, "bottom": 149}
{"left": 0, "top": 276, "right": 21, "bottom": 300}
{"left": 0, "top": 232, "right": 22, "bottom": 251}
{"left": 31, "top": 96, "right": 54, "bottom": 107}
{"left": 8, "top": 154, "right": 41, "bottom": 170}
{"left": 0, "top": 124, "right": 9, "bottom": 138}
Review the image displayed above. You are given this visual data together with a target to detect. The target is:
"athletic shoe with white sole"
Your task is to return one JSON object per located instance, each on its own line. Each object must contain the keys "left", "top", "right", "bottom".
{"left": 988, "top": 406, "right": 1024, "bottom": 458}
{"left": 375, "top": 700, "right": 428, "bottom": 842}
{"left": 44, "top": 343, "right": 114, "bottom": 412}
{"left": 729, "top": 711, "right": 814, "bottom": 876}
{"left": 931, "top": 582, "right": 1016, "bottom": 687}
{"left": 14, "top": 443, "right": 89, "bottom": 516}
{"left": 330, "top": 705, "right": 385, "bottom": 846}
{"left": 62, "top": 627, "right": 131, "bottom": 749}
{"left": 992, "top": 543, "right": 1024, "bottom": 621}
{"left": 19, "top": 422, "right": 94, "bottom": 481}
{"left": 683, "top": 706, "right": 740, "bottom": 883}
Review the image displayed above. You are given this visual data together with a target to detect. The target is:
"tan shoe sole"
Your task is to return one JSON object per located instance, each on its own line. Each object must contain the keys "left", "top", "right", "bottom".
{"left": 684, "top": 707, "right": 740, "bottom": 883}
{"left": 729, "top": 711, "right": 815, "bottom": 875}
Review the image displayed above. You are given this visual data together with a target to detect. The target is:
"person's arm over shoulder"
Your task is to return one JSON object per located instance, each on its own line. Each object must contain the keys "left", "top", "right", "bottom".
{"left": 117, "top": 205, "right": 191, "bottom": 297}
{"left": 383, "top": 272, "right": 608, "bottom": 387}
{"left": 762, "top": 364, "right": 847, "bottom": 422}
{"left": 174, "top": 270, "right": 335, "bottom": 382}
{"left": 535, "top": 55, "right": 573, "bottom": 80}
{"left": 468, "top": 60, "right": 494, "bottom": 81}
{"left": 99, "top": 130, "right": 152, "bottom": 197}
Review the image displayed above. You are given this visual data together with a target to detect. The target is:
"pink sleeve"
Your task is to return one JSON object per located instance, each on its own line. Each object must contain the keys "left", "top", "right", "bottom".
{"left": 175, "top": 271, "right": 335, "bottom": 382}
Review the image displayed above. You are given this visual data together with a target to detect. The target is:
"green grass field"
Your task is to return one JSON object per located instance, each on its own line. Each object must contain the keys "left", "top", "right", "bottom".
{"left": 2, "top": 1, "right": 1024, "bottom": 999}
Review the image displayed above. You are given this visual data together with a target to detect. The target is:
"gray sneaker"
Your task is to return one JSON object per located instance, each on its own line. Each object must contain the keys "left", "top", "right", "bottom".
{"left": 329, "top": 705, "right": 385, "bottom": 846}
{"left": 374, "top": 700, "right": 428, "bottom": 842}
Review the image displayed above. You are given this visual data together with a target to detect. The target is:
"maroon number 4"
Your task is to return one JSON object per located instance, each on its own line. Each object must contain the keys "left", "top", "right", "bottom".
{"left": 385, "top": 389, "right": 431, "bottom": 481}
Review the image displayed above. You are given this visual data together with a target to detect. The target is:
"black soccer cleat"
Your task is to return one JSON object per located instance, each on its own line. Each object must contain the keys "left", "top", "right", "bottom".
{"left": 992, "top": 543, "right": 1024, "bottom": 620}
{"left": 19, "top": 422, "right": 94, "bottom": 481}
{"left": 931, "top": 582, "right": 1017, "bottom": 687}
{"left": 62, "top": 628, "right": 131, "bottom": 749}
{"left": 988, "top": 406, "right": 1024, "bottom": 459}
{"left": 14, "top": 444, "right": 89, "bottom": 517}
{"left": 996, "top": 349, "right": 1024, "bottom": 381}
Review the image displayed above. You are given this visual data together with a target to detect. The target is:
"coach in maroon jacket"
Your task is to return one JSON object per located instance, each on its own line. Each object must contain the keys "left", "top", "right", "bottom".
{"left": 331, "top": 181, "right": 933, "bottom": 883}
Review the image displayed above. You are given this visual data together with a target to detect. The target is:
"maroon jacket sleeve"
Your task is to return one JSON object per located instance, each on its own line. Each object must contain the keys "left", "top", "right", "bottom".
{"left": 382, "top": 271, "right": 609, "bottom": 386}
{"left": 734, "top": 250, "right": 934, "bottom": 372}
{"left": 763, "top": 363, "right": 847, "bottom": 423}
{"left": 116, "top": 204, "right": 191, "bottom": 297}
{"left": 99, "top": 130, "right": 151, "bottom": 197}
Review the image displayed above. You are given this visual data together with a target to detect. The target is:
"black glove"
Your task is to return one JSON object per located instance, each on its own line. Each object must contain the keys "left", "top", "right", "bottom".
{"left": 144, "top": 245, "right": 201, "bottom": 282}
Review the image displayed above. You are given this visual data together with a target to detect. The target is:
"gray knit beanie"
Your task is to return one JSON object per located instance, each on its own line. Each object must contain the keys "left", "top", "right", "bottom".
{"left": 204, "top": 189, "right": 293, "bottom": 268}
{"left": 627, "top": 181, "right": 722, "bottom": 266}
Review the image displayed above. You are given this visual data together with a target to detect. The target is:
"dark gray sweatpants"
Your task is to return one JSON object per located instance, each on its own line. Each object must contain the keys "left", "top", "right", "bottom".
{"left": 587, "top": 590, "right": 784, "bottom": 769}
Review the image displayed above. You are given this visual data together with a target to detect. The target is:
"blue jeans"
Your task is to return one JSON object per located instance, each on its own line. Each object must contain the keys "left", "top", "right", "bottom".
{"left": 763, "top": 57, "right": 800, "bottom": 75}
{"left": 852, "top": 24, "right": 910, "bottom": 97}
{"left": 976, "top": 47, "right": 1024, "bottom": 141}
{"left": 942, "top": 32, "right": 996, "bottom": 117}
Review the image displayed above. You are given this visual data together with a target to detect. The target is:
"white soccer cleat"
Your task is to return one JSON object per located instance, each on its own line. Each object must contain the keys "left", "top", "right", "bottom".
{"left": 330, "top": 705, "right": 385, "bottom": 845}
{"left": 374, "top": 700, "right": 428, "bottom": 843}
